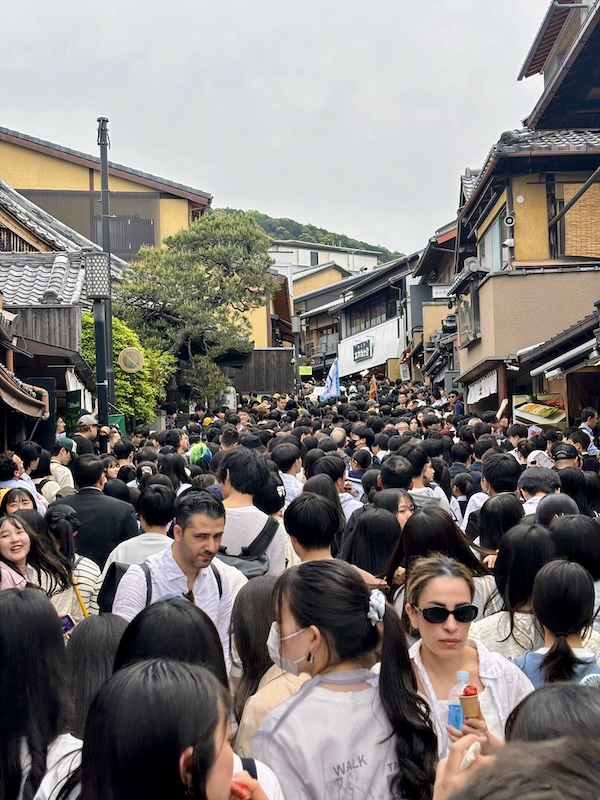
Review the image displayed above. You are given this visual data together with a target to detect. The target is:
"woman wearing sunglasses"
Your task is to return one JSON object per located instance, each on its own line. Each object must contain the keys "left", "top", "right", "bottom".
{"left": 405, "top": 555, "right": 534, "bottom": 759}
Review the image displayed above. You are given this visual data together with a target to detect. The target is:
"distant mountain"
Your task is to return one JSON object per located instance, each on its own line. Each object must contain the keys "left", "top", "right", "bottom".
{"left": 219, "top": 208, "right": 403, "bottom": 264}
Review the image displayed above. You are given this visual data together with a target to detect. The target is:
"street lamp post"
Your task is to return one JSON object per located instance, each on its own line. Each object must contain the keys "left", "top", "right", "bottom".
{"left": 84, "top": 252, "right": 111, "bottom": 431}
{"left": 97, "top": 117, "right": 114, "bottom": 407}
{"left": 291, "top": 315, "right": 302, "bottom": 398}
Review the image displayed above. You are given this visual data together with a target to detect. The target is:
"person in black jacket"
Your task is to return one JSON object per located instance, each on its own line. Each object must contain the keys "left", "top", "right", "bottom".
{"left": 50, "top": 454, "right": 138, "bottom": 568}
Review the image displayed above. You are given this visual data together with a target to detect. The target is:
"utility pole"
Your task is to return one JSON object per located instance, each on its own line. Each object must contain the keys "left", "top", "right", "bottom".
{"left": 97, "top": 117, "right": 114, "bottom": 407}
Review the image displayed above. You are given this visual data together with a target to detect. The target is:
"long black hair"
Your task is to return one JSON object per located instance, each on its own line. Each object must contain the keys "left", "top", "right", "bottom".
{"left": 478, "top": 493, "right": 524, "bottom": 551}
{"left": 557, "top": 467, "right": 593, "bottom": 516}
{"left": 61, "top": 659, "right": 229, "bottom": 800}
{"left": 273, "top": 560, "right": 437, "bottom": 800}
{"left": 384, "top": 505, "right": 489, "bottom": 593}
{"left": 532, "top": 559, "right": 595, "bottom": 683}
{"left": 340, "top": 507, "right": 401, "bottom": 577}
{"left": 0, "top": 588, "right": 69, "bottom": 800}
{"left": 160, "top": 453, "right": 190, "bottom": 492}
{"left": 549, "top": 514, "right": 600, "bottom": 581}
{"left": 113, "top": 598, "right": 228, "bottom": 688}
{"left": 494, "top": 523, "right": 556, "bottom": 648}
{"left": 66, "top": 614, "right": 128, "bottom": 738}
{"left": 231, "top": 576, "right": 277, "bottom": 722}
{"left": 506, "top": 683, "right": 600, "bottom": 742}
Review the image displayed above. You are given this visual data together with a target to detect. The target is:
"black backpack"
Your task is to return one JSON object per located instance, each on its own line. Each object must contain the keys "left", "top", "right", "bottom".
{"left": 217, "top": 516, "right": 278, "bottom": 578}
{"left": 98, "top": 560, "right": 223, "bottom": 613}
{"left": 98, "top": 562, "right": 152, "bottom": 613}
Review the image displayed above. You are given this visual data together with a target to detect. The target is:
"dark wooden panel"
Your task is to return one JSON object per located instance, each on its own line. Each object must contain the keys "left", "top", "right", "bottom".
{"left": 225, "top": 348, "right": 295, "bottom": 395}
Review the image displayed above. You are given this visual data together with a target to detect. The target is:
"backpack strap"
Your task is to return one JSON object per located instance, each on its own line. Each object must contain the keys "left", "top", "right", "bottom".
{"left": 73, "top": 555, "right": 84, "bottom": 569}
{"left": 140, "top": 562, "right": 152, "bottom": 607}
{"left": 240, "top": 516, "right": 279, "bottom": 559}
{"left": 210, "top": 562, "right": 222, "bottom": 599}
{"left": 240, "top": 757, "right": 257, "bottom": 780}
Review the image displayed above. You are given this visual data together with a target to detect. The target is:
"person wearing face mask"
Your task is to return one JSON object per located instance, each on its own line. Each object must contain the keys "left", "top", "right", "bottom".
{"left": 253, "top": 560, "right": 437, "bottom": 800}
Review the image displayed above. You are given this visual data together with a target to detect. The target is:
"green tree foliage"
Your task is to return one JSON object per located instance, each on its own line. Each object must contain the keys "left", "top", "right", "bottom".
{"left": 81, "top": 313, "right": 175, "bottom": 424}
{"left": 115, "top": 210, "right": 277, "bottom": 404}
{"left": 221, "top": 208, "right": 403, "bottom": 264}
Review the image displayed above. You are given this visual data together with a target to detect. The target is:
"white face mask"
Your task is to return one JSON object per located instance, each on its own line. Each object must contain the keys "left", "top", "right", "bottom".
{"left": 266, "top": 622, "right": 309, "bottom": 676}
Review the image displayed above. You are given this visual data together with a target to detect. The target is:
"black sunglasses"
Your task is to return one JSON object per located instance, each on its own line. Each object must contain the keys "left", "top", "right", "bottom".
{"left": 411, "top": 603, "right": 478, "bottom": 624}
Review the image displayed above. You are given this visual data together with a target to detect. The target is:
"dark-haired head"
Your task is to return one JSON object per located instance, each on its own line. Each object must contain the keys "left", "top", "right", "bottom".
{"left": 284, "top": 492, "right": 341, "bottom": 553}
{"left": 373, "top": 488, "right": 415, "bottom": 529}
{"left": 66, "top": 613, "right": 128, "bottom": 738}
{"left": 535, "top": 493, "right": 579, "bottom": 527}
{"left": 74, "top": 659, "right": 229, "bottom": 800}
{"left": 0, "top": 487, "right": 35, "bottom": 516}
{"left": 506, "top": 683, "right": 600, "bottom": 742}
{"left": 160, "top": 452, "right": 190, "bottom": 492}
{"left": 478, "top": 493, "right": 524, "bottom": 551}
{"left": 0, "top": 588, "right": 68, "bottom": 799}
{"left": 494, "top": 523, "right": 556, "bottom": 614}
{"left": 558, "top": 467, "right": 593, "bottom": 516}
{"left": 532, "top": 559, "right": 595, "bottom": 683}
{"left": 549, "top": 514, "right": 600, "bottom": 581}
{"left": 114, "top": 598, "right": 228, "bottom": 688}
{"left": 340, "top": 508, "right": 401, "bottom": 577}
{"left": 45, "top": 504, "right": 82, "bottom": 562}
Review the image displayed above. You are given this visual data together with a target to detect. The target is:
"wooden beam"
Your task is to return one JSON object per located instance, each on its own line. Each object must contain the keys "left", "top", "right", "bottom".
{"left": 0, "top": 207, "right": 54, "bottom": 252}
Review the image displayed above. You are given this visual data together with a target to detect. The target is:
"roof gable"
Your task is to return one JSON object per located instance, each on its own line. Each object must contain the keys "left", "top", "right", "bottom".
{"left": 0, "top": 126, "right": 212, "bottom": 205}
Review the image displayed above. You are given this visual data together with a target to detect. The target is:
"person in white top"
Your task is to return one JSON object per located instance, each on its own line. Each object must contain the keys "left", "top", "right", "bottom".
{"left": 460, "top": 452, "right": 522, "bottom": 535}
{"left": 312, "top": 454, "right": 363, "bottom": 522}
{"left": 252, "top": 560, "right": 438, "bottom": 800}
{"left": 517, "top": 466, "right": 560, "bottom": 516}
{"left": 38, "top": 659, "right": 283, "bottom": 800}
{"left": 218, "top": 448, "right": 286, "bottom": 575}
{"left": 405, "top": 554, "right": 534, "bottom": 759}
{"left": 112, "top": 491, "right": 232, "bottom": 671}
{"left": 102, "top": 483, "right": 175, "bottom": 578}
{"left": 270, "top": 441, "right": 303, "bottom": 503}
{"left": 50, "top": 438, "right": 77, "bottom": 489}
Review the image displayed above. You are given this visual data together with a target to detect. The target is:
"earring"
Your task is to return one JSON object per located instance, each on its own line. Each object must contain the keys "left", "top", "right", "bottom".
{"left": 306, "top": 651, "right": 314, "bottom": 663}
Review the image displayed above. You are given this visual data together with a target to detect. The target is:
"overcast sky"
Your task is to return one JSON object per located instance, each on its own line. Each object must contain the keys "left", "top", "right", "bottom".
{"left": 5, "top": 0, "right": 551, "bottom": 254}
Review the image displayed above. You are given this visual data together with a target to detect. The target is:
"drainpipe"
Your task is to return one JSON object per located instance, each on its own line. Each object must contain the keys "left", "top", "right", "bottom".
{"left": 21, "top": 382, "right": 50, "bottom": 420}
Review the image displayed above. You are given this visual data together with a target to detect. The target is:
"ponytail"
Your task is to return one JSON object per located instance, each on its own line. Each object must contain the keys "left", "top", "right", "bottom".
{"left": 379, "top": 602, "right": 438, "bottom": 800}
{"left": 541, "top": 633, "right": 588, "bottom": 683}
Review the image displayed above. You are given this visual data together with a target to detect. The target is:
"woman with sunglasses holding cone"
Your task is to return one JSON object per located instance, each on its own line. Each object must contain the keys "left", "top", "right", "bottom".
{"left": 405, "top": 555, "right": 534, "bottom": 759}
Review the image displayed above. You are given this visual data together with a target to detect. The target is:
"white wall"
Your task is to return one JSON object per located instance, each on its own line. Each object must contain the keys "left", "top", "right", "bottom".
{"left": 338, "top": 315, "right": 406, "bottom": 377}
{"left": 269, "top": 244, "right": 379, "bottom": 273}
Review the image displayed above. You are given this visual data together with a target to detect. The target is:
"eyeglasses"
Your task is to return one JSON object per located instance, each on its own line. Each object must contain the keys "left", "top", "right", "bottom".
{"left": 411, "top": 603, "right": 478, "bottom": 624}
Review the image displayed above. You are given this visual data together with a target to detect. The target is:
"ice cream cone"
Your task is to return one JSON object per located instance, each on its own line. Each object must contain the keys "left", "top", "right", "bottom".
{"left": 460, "top": 694, "right": 480, "bottom": 718}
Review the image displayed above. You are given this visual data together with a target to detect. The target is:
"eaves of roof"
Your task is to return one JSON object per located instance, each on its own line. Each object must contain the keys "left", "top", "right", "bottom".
{"left": 341, "top": 252, "right": 421, "bottom": 298}
{"left": 518, "top": 0, "right": 579, "bottom": 81}
{"left": 291, "top": 262, "right": 351, "bottom": 282}
{"left": 525, "top": 2, "right": 600, "bottom": 129}
{"left": 298, "top": 299, "right": 340, "bottom": 319}
{"left": 0, "top": 126, "right": 212, "bottom": 204}
{"left": 459, "top": 128, "right": 600, "bottom": 217}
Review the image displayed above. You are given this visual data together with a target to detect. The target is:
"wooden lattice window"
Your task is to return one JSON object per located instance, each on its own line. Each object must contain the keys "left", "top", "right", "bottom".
{"left": 0, "top": 226, "right": 38, "bottom": 253}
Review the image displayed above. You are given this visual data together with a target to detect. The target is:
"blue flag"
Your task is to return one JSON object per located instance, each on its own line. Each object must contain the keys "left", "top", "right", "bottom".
{"left": 321, "top": 358, "right": 340, "bottom": 401}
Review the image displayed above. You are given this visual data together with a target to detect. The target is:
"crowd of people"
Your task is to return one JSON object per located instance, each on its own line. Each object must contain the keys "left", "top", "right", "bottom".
{"left": 2, "top": 378, "right": 600, "bottom": 800}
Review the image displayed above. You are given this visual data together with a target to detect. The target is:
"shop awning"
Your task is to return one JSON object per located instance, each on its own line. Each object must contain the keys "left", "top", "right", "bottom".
{"left": 530, "top": 339, "right": 596, "bottom": 377}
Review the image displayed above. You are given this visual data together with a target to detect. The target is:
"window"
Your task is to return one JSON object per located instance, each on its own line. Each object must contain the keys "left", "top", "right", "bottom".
{"left": 349, "top": 291, "right": 400, "bottom": 335}
{"left": 478, "top": 210, "right": 509, "bottom": 272}
{"left": 318, "top": 327, "right": 337, "bottom": 353}
{"left": 310, "top": 251, "right": 319, "bottom": 266}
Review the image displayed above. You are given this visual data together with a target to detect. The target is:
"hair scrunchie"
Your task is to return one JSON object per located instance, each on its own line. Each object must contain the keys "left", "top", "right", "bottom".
{"left": 367, "top": 588, "right": 386, "bottom": 625}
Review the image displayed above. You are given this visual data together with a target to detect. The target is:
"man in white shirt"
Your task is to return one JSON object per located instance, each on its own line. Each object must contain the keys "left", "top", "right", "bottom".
{"left": 49, "top": 438, "right": 77, "bottom": 489}
{"left": 112, "top": 491, "right": 232, "bottom": 669}
{"left": 518, "top": 466, "right": 560, "bottom": 515}
{"left": 102, "top": 483, "right": 175, "bottom": 578}
{"left": 312, "top": 454, "right": 363, "bottom": 522}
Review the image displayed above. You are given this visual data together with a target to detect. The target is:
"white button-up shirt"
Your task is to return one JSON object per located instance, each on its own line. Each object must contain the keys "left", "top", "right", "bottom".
{"left": 112, "top": 543, "right": 232, "bottom": 670}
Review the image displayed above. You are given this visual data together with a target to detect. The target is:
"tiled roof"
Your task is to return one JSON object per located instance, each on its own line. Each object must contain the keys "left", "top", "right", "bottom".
{"left": 298, "top": 299, "right": 340, "bottom": 318}
{"left": 0, "top": 126, "right": 212, "bottom": 203}
{"left": 518, "top": 0, "right": 579, "bottom": 80}
{"left": 0, "top": 252, "right": 86, "bottom": 305}
{"left": 462, "top": 129, "right": 600, "bottom": 207}
{"left": 461, "top": 169, "right": 481, "bottom": 202}
{"left": 0, "top": 179, "right": 127, "bottom": 276}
